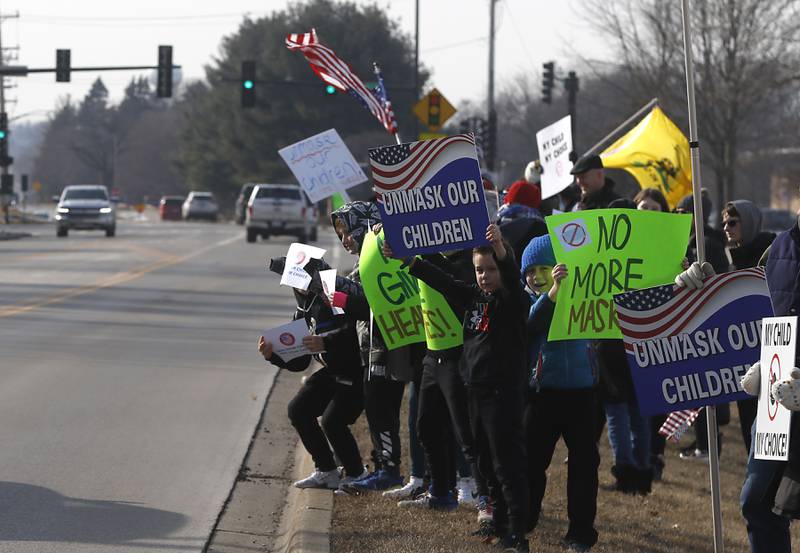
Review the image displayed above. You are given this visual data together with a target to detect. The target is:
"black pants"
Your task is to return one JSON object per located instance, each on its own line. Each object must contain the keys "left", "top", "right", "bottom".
{"left": 469, "top": 383, "right": 529, "bottom": 536}
{"left": 364, "top": 373, "right": 405, "bottom": 471}
{"left": 525, "top": 388, "right": 599, "bottom": 546}
{"left": 417, "top": 354, "right": 478, "bottom": 497}
{"left": 287, "top": 369, "right": 363, "bottom": 476}
{"left": 737, "top": 398, "right": 757, "bottom": 456}
{"left": 651, "top": 414, "right": 667, "bottom": 456}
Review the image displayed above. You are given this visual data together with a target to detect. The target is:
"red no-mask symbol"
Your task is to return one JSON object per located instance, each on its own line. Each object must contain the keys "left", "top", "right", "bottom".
{"left": 561, "top": 222, "right": 587, "bottom": 247}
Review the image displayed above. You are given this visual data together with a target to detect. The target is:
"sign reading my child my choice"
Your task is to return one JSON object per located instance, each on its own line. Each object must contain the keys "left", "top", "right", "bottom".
{"left": 755, "top": 316, "right": 797, "bottom": 461}
{"left": 546, "top": 209, "right": 691, "bottom": 341}
{"left": 369, "top": 133, "right": 490, "bottom": 258}
{"left": 614, "top": 268, "right": 774, "bottom": 416}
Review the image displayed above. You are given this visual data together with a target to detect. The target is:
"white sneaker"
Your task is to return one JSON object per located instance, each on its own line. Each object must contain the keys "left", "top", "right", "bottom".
{"left": 293, "top": 469, "right": 340, "bottom": 489}
{"left": 456, "top": 477, "right": 477, "bottom": 505}
{"left": 382, "top": 476, "right": 424, "bottom": 499}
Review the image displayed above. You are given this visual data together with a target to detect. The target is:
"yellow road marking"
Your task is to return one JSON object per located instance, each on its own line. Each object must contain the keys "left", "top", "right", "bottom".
{"left": 0, "top": 233, "right": 243, "bottom": 319}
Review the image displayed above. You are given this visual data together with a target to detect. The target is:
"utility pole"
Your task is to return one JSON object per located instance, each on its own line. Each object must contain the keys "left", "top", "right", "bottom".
{"left": 0, "top": 8, "right": 19, "bottom": 224}
{"left": 413, "top": 0, "right": 420, "bottom": 141}
{"left": 487, "top": 0, "right": 498, "bottom": 173}
{"left": 565, "top": 71, "right": 579, "bottom": 152}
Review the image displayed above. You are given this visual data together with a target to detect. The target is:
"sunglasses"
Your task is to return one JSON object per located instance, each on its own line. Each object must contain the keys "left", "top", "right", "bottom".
{"left": 723, "top": 219, "right": 739, "bottom": 228}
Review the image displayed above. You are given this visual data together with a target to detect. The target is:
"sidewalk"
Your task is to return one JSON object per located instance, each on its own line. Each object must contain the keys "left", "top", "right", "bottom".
{"left": 206, "top": 369, "right": 332, "bottom": 553}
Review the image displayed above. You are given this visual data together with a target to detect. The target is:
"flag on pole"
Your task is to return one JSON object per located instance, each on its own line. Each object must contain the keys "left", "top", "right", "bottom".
{"left": 600, "top": 106, "right": 692, "bottom": 209}
{"left": 286, "top": 29, "right": 398, "bottom": 135}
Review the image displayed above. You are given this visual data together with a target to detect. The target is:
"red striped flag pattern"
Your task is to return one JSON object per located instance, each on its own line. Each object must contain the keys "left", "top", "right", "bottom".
{"left": 286, "top": 29, "right": 398, "bottom": 135}
{"left": 659, "top": 409, "right": 700, "bottom": 443}
{"left": 369, "top": 133, "right": 476, "bottom": 193}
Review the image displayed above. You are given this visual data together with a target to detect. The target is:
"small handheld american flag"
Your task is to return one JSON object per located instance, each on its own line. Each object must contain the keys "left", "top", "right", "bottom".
{"left": 286, "top": 29, "right": 398, "bottom": 135}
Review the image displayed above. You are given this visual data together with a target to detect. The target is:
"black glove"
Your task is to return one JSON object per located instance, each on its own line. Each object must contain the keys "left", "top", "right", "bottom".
{"left": 268, "top": 256, "right": 286, "bottom": 276}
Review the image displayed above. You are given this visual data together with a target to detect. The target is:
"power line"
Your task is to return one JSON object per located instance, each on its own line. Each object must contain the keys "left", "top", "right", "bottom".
{"left": 501, "top": 0, "right": 539, "bottom": 74}
{"left": 23, "top": 12, "right": 269, "bottom": 22}
{"left": 422, "top": 36, "right": 488, "bottom": 54}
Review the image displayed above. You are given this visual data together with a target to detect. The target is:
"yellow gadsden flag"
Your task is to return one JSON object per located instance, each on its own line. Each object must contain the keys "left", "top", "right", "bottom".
{"left": 601, "top": 106, "right": 692, "bottom": 208}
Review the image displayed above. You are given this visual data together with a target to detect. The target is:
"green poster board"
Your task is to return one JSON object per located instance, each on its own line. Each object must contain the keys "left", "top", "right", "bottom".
{"left": 545, "top": 209, "right": 691, "bottom": 340}
{"left": 360, "top": 231, "right": 426, "bottom": 350}
{"left": 419, "top": 281, "right": 463, "bottom": 350}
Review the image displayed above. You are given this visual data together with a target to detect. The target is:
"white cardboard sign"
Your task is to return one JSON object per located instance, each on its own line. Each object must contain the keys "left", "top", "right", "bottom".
{"left": 279, "top": 129, "right": 367, "bottom": 203}
{"left": 261, "top": 319, "right": 312, "bottom": 362}
{"left": 536, "top": 115, "right": 574, "bottom": 200}
{"left": 280, "top": 243, "right": 326, "bottom": 290}
{"left": 319, "top": 268, "right": 343, "bottom": 315}
{"left": 754, "top": 316, "right": 796, "bottom": 461}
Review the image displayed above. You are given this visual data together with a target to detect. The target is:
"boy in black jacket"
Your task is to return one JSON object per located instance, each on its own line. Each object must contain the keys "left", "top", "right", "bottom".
{"left": 384, "top": 224, "right": 530, "bottom": 552}
{"left": 258, "top": 256, "right": 366, "bottom": 490}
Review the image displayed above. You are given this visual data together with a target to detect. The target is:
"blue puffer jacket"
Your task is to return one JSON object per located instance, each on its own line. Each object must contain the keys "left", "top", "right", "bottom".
{"left": 527, "top": 292, "right": 597, "bottom": 390}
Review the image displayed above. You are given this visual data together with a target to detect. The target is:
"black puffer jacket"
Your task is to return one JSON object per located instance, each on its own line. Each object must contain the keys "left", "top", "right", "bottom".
{"left": 580, "top": 177, "right": 620, "bottom": 210}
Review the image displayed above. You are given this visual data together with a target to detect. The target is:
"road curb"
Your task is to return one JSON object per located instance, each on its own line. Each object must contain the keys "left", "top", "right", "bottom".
{"left": 273, "top": 445, "right": 333, "bottom": 553}
{"left": 0, "top": 231, "right": 31, "bottom": 240}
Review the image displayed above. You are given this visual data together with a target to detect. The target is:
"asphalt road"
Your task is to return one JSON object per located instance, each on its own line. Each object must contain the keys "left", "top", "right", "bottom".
{"left": 0, "top": 216, "right": 346, "bottom": 553}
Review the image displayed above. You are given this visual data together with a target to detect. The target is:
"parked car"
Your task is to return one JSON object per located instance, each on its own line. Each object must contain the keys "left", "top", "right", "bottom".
{"left": 55, "top": 184, "right": 116, "bottom": 238}
{"left": 182, "top": 191, "right": 218, "bottom": 221}
{"left": 245, "top": 184, "right": 317, "bottom": 243}
{"left": 159, "top": 196, "right": 184, "bottom": 221}
{"left": 234, "top": 183, "right": 257, "bottom": 225}
{"left": 761, "top": 207, "right": 795, "bottom": 234}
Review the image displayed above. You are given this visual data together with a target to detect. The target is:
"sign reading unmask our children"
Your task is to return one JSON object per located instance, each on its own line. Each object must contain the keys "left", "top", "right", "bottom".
{"left": 613, "top": 269, "right": 774, "bottom": 416}
{"left": 360, "top": 231, "right": 463, "bottom": 351}
{"left": 546, "top": 209, "right": 691, "bottom": 341}
{"left": 279, "top": 129, "right": 367, "bottom": 203}
{"left": 369, "top": 133, "right": 490, "bottom": 258}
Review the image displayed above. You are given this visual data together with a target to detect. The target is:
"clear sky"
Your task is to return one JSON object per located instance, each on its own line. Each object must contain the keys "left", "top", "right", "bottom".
{"left": 4, "top": 0, "right": 609, "bottom": 123}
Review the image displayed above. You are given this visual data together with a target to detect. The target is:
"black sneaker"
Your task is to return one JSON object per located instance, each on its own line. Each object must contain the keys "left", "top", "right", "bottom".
{"left": 497, "top": 533, "right": 529, "bottom": 552}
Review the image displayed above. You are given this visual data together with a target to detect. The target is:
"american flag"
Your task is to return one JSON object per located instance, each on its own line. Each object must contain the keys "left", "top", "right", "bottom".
{"left": 659, "top": 409, "right": 700, "bottom": 442}
{"left": 614, "top": 267, "right": 767, "bottom": 352}
{"left": 286, "top": 29, "right": 398, "bottom": 135}
{"left": 369, "top": 133, "right": 476, "bottom": 192}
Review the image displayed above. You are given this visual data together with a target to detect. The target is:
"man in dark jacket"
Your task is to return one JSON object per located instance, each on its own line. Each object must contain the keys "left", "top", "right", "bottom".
{"left": 570, "top": 154, "right": 620, "bottom": 211}
{"left": 723, "top": 199, "right": 776, "bottom": 454}
{"left": 738, "top": 217, "right": 800, "bottom": 553}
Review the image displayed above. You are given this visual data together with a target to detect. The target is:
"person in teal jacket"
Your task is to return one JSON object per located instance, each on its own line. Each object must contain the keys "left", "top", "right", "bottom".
{"left": 521, "top": 234, "right": 599, "bottom": 553}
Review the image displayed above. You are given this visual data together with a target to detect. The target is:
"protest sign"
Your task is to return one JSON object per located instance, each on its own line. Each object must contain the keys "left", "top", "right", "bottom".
{"left": 755, "top": 316, "right": 796, "bottom": 461}
{"left": 536, "top": 116, "right": 574, "bottom": 199}
{"left": 319, "top": 268, "right": 343, "bottom": 315}
{"left": 280, "top": 243, "right": 326, "bottom": 290}
{"left": 613, "top": 268, "right": 774, "bottom": 416}
{"left": 359, "top": 231, "right": 426, "bottom": 350}
{"left": 279, "top": 129, "right": 367, "bottom": 203}
{"left": 546, "top": 209, "right": 691, "bottom": 340}
{"left": 418, "top": 281, "right": 463, "bottom": 351}
{"left": 261, "top": 319, "right": 313, "bottom": 362}
{"left": 369, "top": 133, "right": 490, "bottom": 257}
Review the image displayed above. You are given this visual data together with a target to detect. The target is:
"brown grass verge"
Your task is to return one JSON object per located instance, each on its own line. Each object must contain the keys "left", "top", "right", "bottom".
{"left": 331, "top": 395, "right": 800, "bottom": 553}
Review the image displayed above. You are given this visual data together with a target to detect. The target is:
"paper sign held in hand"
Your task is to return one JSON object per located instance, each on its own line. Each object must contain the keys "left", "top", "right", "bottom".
{"left": 280, "top": 243, "right": 326, "bottom": 290}
{"left": 319, "top": 269, "right": 343, "bottom": 315}
{"left": 261, "top": 319, "right": 312, "bottom": 362}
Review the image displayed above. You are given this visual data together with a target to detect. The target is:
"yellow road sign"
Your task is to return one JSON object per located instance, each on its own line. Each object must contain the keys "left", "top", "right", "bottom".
{"left": 412, "top": 88, "right": 456, "bottom": 132}
{"left": 418, "top": 132, "right": 446, "bottom": 141}
{"left": 32, "top": 180, "right": 42, "bottom": 193}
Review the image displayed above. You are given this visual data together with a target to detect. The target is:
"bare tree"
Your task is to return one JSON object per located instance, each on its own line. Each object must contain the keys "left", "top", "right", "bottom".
{"left": 582, "top": 0, "right": 800, "bottom": 208}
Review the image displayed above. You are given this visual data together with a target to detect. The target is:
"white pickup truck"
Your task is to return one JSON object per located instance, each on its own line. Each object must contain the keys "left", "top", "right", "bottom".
{"left": 245, "top": 184, "right": 317, "bottom": 243}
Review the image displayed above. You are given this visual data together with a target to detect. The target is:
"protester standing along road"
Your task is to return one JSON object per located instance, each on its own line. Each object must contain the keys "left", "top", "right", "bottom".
{"left": 722, "top": 200, "right": 776, "bottom": 454}
{"left": 258, "top": 258, "right": 365, "bottom": 490}
{"left": 522, "top": 234, "right": 600, "bottom": 552}
{"left": 386, "top": 224, "right": 531, "bottom": 552}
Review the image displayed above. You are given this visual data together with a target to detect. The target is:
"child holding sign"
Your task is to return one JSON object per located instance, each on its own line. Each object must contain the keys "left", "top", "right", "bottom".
{"left": 521, "top": 234, "right": 599, "bottom": 551}
{"left": 385, "top": 224, "right": 530, "bottom": 553}
{"left": 258, "top": 256, "right": 366, "bottom": 490}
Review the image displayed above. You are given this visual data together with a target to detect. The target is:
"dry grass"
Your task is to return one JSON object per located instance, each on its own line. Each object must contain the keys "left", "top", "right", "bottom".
{"left": 331, "top": 397, "right": 800, "bottom": 553}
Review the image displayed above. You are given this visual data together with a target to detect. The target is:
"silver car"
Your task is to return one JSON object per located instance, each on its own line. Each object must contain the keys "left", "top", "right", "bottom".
{"left": 55, "top": 185, "right": 116, "bottom": 237}
{"left": 182, "top": 191, "right": 218, "bottom": 221}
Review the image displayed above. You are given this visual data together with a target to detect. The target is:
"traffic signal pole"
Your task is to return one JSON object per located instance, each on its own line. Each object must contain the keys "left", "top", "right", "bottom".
{"left": 486, "top": 0, "right": 497, "bottom": 173}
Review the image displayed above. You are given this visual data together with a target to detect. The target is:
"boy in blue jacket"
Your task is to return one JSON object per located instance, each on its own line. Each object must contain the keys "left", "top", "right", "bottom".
{"left": 522, "top": 235, "right": 599, "bottom": 552}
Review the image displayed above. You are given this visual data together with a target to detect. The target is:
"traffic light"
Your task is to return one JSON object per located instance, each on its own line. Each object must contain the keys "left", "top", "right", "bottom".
{"left": 0, "top": 112, "right": 11, "bottom": 168}
{"left": 0, "top": 174, "right": 12, "bottom": 195}
{"left": 21, "top": 174, "right": 28, "bottom": 193}
{"left": 56, "top": 49, "right": 71, "bottom": 82}
{"left": 324, "top": 84, "right": 336, "bottom": 95}
{"left": 241, "top": 60, "right": 256, "bottom": 108}
{"left": 428, "top": 92, "right": 440, "bottom": 128}
{"left": 157, "top": 45, "right": 173, "bottom": 98}
{"left": 542, "top": 61, "right": 555, "bottom": 104}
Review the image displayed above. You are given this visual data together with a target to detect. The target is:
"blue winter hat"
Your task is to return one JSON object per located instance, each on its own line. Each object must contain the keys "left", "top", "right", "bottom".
{"left": 521, "top": 234, "right": 556, "bottom": 276}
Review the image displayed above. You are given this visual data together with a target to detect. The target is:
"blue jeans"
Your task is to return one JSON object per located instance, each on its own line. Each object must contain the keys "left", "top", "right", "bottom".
{"left": 605, "top": 400, "right": 650, "bottom": 469}
{"left": 740, "top": 421, "right": 791, "bottom": 553}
